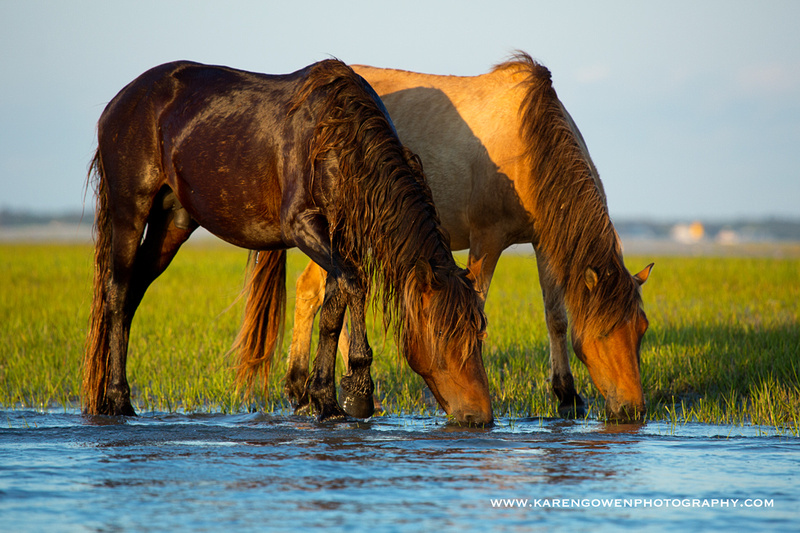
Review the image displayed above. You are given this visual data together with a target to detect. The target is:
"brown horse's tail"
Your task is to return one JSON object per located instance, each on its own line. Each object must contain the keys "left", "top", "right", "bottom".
{"left": 82, "top": 150, "right": 111, "bottom": 414}
{"left": 231, "top": 249, "right": 287, "bottom": 397}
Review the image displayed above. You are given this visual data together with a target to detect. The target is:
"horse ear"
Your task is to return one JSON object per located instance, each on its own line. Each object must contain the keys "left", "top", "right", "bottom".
{"left": 415, "top": 258, "right": 435, "bottom": 288}
{"left": 584, "top": 267, "right": 599, "bottom": 291}
{"left": 634, "top": 263, "right": 654, "bottom": 286}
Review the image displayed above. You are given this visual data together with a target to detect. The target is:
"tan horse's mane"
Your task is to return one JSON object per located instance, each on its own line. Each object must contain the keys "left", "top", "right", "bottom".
{"left": 494, "top": 52, "right": 641, "bottom": 338}
{"left": 291, "top": 60, "right": 484, "bottom": 364}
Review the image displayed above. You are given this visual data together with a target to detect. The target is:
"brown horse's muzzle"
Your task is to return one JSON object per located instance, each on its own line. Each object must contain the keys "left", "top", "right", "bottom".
{"left": 448, "top": 389, "right": 494, "bottom": 427}
{"left": 417, "top": 368, "right": 494, "bottom": 427}
{"left": 603, "top": 390, "right": 646, "bottom": 423}
{"left": 411, "top": 357, "right": 494, "bottom": 427}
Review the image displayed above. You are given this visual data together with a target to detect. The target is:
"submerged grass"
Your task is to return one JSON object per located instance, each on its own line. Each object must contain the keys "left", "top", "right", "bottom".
{"left": 1, "top": 242, "right": 798, "bottom": 432}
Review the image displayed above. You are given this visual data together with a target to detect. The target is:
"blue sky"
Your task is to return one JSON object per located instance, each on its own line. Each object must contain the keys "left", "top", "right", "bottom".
{"left": 1, "top": 0, "right": 798, "bottom": 221}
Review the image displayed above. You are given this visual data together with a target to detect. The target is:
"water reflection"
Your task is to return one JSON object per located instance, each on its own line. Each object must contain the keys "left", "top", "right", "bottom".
{"left": 0, "top": 410, "right": 796, "bottom": 531}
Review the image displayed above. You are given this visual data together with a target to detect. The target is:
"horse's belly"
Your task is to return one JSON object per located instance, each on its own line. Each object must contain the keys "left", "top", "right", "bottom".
{"left": 174, "top": 176, "right": 286, "bottom": 250}
{"left": 197, "top": 216, "right": 285, "bottom": 250}
{"left": 438, "top": 213, "right": 471, "bottom": 250}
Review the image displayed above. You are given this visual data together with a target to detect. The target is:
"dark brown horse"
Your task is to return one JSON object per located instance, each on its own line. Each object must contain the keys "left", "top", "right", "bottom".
{"left": 82, "top": 59, "right": 491, "bottom": 425}
{"left": 285, "top": 53, "right": 653, "bottom": 422}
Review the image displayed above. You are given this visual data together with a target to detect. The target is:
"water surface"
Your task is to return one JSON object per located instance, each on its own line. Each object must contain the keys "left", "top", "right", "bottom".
{"left": 1, "top": 410, "right": 796, "bottom": 532}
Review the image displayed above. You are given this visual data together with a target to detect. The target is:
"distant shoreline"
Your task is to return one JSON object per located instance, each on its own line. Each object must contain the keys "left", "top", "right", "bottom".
{"left": 0, "top": 223, "right": 220, "bottom": 246}
{"left": 506, "top": 240, "right": 800, "bottom": 258}
{"left": 0, "top": 222, "right": 93, "bottom": 243}
{"left": 2, "top": 224, "right": 799, "bottom": 258}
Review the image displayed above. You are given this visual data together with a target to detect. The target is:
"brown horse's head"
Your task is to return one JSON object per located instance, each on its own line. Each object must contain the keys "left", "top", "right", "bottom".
{"left": 572, "top": 263, "right": 653, "bottom": 422}
{"left": 402, "top": 259, "right": 493, "bottom": 426}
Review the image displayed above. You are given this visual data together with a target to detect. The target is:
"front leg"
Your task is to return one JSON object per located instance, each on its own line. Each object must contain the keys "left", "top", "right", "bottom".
{"left": 306, "top": 270, "right": 348, "bottom": 421}
{"left": 535, "top": 253, "right": 585, "bottom": 418}
{"left": 338, "top": 274, "right": 375, "bottom": 419}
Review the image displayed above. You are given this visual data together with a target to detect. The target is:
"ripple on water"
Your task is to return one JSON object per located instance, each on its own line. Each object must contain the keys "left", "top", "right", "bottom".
{"left": 1, "top": 409, "right": 797, "bottom": 532}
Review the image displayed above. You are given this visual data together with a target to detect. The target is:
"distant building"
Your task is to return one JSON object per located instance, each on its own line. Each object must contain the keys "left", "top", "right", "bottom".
{"left": 715, "top": 229, "right": 739, "bottom": 245}
{"left": 670, "top": 221, "right": 705, "bottom": 243}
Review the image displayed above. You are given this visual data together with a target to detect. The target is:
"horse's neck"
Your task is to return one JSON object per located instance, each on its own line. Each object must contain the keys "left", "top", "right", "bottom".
{"left": 559, "top": 103, "right": 607, "bottom": 202}
{"left": 526, "top": 103, "right": 622, "bottom": 289}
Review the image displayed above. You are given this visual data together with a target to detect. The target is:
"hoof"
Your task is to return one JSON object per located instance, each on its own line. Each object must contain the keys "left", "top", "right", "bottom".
{"left": 307, "top": 388, "right": 347, "bottom": 421}
{"left": 339, "top": 373, "right": 374, "bottom": 419}
{"left": 341, "top": 389, "right": 375, "bottom": 419}
{"left": 558, "top": 396, "right": 586, "bottom": 419}
{"left": 102, "top": 391, "right": 136, "bottom": 417}
{"left": 99, "top": 403, "right": 136, "bottom": 417}
{"left": 315, "top": 404, "right": 348, "bottom": 422}
{"left": 292, "top": 399, "right": 313, "bottom": 416}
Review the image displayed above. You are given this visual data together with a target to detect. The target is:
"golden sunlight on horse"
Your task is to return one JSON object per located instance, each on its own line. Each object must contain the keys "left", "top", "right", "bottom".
{"left": 286, "top": 53, "right": 653, "bottom": 422}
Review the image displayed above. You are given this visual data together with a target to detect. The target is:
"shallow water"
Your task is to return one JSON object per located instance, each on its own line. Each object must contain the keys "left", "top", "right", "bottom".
{"left": 1, "top": 410, "right": 797, "bottom": 532}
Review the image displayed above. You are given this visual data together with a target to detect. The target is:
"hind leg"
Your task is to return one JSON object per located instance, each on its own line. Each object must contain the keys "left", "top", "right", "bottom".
{"left": 284, "top": 261, "right": 325, "bottom": 413}
{"left": 127, "top": 192, "right": 198, "bottom": 317}
{"left": 102, "top": 224, "right": 141, "bottom": 416}
{"left": 103, "top": 192, "right": 196, "bottom": 415}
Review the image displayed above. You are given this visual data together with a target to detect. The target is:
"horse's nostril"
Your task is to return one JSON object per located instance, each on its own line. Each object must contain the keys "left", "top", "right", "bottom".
{"left": 456, "top": 410, "right": 493, "bottom": 427}
{"left": 606, "top": 402, "right": 646, "bottom": 423}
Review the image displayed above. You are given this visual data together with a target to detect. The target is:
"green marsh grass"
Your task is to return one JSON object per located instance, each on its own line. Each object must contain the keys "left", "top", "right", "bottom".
{"left": 1, "top": 242, "right": 798, "bottom": 433}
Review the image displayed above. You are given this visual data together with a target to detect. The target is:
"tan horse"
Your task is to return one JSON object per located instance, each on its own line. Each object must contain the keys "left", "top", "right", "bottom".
{"left": 285, "top": 52, "right": 653, "bottom": 422}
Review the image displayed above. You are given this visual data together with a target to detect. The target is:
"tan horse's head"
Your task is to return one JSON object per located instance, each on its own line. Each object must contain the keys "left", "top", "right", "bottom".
{"left": 403, "top": 259, "right": 493, "bottom": 426}
{"left": 572, "top": 263, "right": 653, "bottom": 422}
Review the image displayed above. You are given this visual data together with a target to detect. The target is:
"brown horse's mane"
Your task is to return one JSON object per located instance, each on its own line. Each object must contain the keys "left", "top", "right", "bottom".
{"left": 494, "top": 52, "right": 641, "bottom": 338}
{"left": 290, "top": 59, "right": 484, "bottom": 364}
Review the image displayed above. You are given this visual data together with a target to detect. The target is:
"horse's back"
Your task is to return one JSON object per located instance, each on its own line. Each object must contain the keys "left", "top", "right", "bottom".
{"left": 353, "top": 65, "right": 534, "bottom": 250}
{"left": 101, "top": 61, "right": 304, "bottom": 132}
{"left": 96, "top": 61, "right": 314, "bottom": 249}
